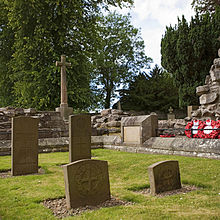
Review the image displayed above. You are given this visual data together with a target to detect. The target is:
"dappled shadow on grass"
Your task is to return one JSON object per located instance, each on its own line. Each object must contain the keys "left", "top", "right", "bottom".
{"left": 127, "top": 184, "right": 198, "bottom": 197}
{"left": 42, "top": 196, "right": 134, "bottom": 219}
{"left": 0, "top": 167, "right": 46, "bottom": 178}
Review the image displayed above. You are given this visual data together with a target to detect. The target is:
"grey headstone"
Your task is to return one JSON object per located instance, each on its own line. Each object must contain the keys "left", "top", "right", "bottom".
{"left": 148, "top": 160, "right": 181, "bottom": 195}
{"left": 69, "top": 114, "right": 91, "bottom": 162}
{"left": 12, "top": 116, "right": 39, "bottom": 176}
{"left": 63, "top": 159, "right": 111, "bottom": 209}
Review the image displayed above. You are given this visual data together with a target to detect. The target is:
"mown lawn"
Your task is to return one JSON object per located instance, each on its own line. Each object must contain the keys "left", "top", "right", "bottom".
{"left": 0, "top": 149, "right": 220, "bottom": 220}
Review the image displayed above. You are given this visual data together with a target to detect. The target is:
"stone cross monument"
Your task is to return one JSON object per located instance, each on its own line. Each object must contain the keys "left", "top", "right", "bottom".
{"left": 55, "top": 55, "right": 73, "bottom": 120}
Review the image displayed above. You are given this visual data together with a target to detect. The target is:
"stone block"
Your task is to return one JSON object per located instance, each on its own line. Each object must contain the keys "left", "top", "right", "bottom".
{"left": 101, "top": 109, "right": 111, "bottom": 117}
{"left": 106, "top": 121, "right": 121, "bottom": 127}
{"left": 167, "top": 113, "right": 175, "bottom": 120}
{"left": 56, "top": 105, "right": 73, "bottom": 121}
{"left": 148, "top": 160, "right": 181, "bottom": 195}
{"left": 63, "top": 159, "right": 110, "bottom": 209}
{"left": 12, "top": 116, "right": 39, "bottom": 176}
{"left": 111, "top": 109, "right": 123, "bottom": 115}
{"left": 187, "top": 105, "right": 199, "bottom": 118}
{"left": 69, "top": 114, "right": 91, "bottom": 163}
{"left": 121, "top": 114, "right": 158, "bottom": 145}
{"left": 199, "top": 93, "right": 218, "bottom": 105}
{"left": 196, "top": 85, "right": 209, "bottom": 96}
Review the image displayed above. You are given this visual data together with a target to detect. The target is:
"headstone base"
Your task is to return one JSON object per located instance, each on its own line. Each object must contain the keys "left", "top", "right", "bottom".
{"left": 56, "top": 105, "right": 73, "bottom": 120}
{"left": 167, "top": 113, "right": 175, "bottom": 120}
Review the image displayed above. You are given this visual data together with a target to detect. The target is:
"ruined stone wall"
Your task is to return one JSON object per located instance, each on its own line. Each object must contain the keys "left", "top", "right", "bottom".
{"left": 0, "top": 107, "right": 68, "bottom": 140}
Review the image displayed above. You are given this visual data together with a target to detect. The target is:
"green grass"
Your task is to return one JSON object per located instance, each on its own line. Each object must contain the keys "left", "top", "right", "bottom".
{"left": 0, "top": 149, "right": 220, "bottom": 220}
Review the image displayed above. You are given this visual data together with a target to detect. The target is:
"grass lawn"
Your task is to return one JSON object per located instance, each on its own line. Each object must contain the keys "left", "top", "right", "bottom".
{"left": 0, "top": 149, "right": 220, "bottom": 220}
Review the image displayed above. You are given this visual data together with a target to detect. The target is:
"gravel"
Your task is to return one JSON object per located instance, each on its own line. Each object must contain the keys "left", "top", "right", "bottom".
{"left": 134, "top": 184, "right": 198, "bottom": 197}
{"left": 43, "top": 197, "right": 134, "bottom": 219}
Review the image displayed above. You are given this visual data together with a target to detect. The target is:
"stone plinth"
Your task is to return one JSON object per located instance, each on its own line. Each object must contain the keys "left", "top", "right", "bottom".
{"left": 148, "top": 160, "right": 181, "bottom": 195}
{"left": 12, "top": 116, "right": 39, "bottom": 176}
{"left": 56, "top": 105, "right": 73, "bottom": 121}
{"left": 167, "top": 113, "right": 175, "bottom": 120}
{"left": 63, "top": 159, "right": 111, "bottom": 209}
{"left": 121, "top": 113, "right": 158, "bottom": 145}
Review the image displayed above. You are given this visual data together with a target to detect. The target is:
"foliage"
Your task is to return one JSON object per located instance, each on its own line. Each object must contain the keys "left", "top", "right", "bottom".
{"left": 161, "top": 10, "right": 220, "bottom": 108}
{"left": 0, "top": 150, "right": 220, "bottom": 219}
{"left": 192, "top": 0, "right": 220, "bottom": 13}
{"left": 93, "top": 12, "right": 152, "bottom": 109}
{"left": 0, "top": 0, "right": 133, "bottom": 110}
{"left": 119, "top": 65, "right": 179, "bottom": 112}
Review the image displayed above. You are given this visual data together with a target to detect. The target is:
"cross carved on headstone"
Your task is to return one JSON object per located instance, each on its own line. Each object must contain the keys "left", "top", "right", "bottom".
{"left": 56, "top": 55, "right": 71, "bottom": 107}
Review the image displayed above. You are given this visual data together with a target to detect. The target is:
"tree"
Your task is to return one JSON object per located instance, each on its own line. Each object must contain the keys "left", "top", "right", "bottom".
{"left": 119, "top": 65, "right": 179, "bottom": 112}
{"left": 93, "top": 12, "right": 152, "bottom": 109}
{"left": 192, "top": 0, "right": 220, "bottom": 13}
{"left": 0, "top": 0, "right": 133, "bottom": 110}
{"left": 161, "top": 10, "right": 220, "bottom": 108}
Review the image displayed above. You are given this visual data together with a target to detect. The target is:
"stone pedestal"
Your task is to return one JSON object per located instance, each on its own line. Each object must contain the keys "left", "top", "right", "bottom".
{"left": 167, "top": 113, "right": 175, "bottom": 120}
{"left": 56, "top": 104, "right": 73, "bottom": 121}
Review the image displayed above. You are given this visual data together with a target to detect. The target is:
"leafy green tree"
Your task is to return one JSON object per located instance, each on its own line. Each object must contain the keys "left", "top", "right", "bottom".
{"left": 161, "top": 10, "right": 220, "bottom": 108}
{"left": 0, "top": 2, "right": 14, "bottom": 106}
{"left": 119, "top": 65, "right": 179, "bottom": 112}
{"left": 0, "top": 0, "right": 133, "bottom": 110}
{"left": 93, "top": 12, "right": 152, "bottom": 108}
{"left": 192, "top": 0, "right": 220, "bottom": 13}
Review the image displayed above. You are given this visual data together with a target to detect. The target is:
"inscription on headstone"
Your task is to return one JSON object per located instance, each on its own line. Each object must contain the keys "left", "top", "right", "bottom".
{"left": 69, "top": 114, "right": 91, "bottom": 162}
{"left": 63, "top": 159, "right": 111, "bottom": 209}
{"left": 12, "top": 116, "right": 39, "bottom": 176}
{"left": 148, "top": 160, "right": 181, "bottom": 195}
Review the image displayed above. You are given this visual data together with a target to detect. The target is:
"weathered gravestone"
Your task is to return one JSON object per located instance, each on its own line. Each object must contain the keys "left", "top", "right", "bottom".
{"left": 12, "top": 116, "right": 39, "bottom": 176}
{"left": 69, "top": 114, "right": 91, "bottom": 163}
{"left": 63, "top": 159, "right": 111, "bottom": 209}
{"left": 121, "top": 113, "right": 158, "bottom": 145}
{"left": 148, "top": 160, "right": 181, "bottom": 195}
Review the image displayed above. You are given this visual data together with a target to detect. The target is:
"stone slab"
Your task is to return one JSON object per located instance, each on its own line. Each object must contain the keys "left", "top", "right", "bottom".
{"left": 69, "top": 114, "right": 91, "bottom": 162}
{"left": 63, "top": 159, "right": 111, "bottom": 209}
{"left": 124, "top": 126, "right": 140, "bottom": 144}
{"left": 148, "top": 160, "right": 181, "bottom": 195}
{"left": 12, "top": 116, "right": 39, "bottom": 176}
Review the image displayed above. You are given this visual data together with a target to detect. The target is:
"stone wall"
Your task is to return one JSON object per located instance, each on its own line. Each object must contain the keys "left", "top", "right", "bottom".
{"left": 0, "top": 107, "right": 68, "bottom": 140}
{"left": 1, "top": 136, "right": 219, "bottom": 160}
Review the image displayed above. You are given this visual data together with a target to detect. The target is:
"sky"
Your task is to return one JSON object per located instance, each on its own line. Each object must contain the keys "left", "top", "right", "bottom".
{"left": 111, "top": 0, "right": 195, "bottom": 69}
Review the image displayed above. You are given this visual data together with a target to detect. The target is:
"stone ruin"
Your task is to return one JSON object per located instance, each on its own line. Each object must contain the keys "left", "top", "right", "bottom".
{"left": 0, "top": 107, "right": 68, "bottom": 140}
{"left": 192, "top": 49, "right": 220, "bottom": 120}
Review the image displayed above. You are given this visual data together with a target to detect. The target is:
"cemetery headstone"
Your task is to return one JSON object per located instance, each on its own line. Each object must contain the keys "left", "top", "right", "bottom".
{"left": 55, "top": 55, "right": 73, "bottom": 120}
{"left": 12, "top": 116, "right": 39, "bottom": 176}
{"left": 63, "top": 159, "right": 111, "bottom": 209}
{"left": 121, "top": 113, "right": 158, "bottom": 145}
{"left": 148, "top": 160, "right": 181, "bottom": 195}
{"left": 69, "top": 114, "right": 91, "bottom": 163}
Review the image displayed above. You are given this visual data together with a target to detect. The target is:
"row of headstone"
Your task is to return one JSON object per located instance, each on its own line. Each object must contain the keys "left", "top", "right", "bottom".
{"left": 11, "top": 114, "right": 111, "bottom": 209}
{"left": 11, "top": 115, "right": 181, "bottom": 209}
